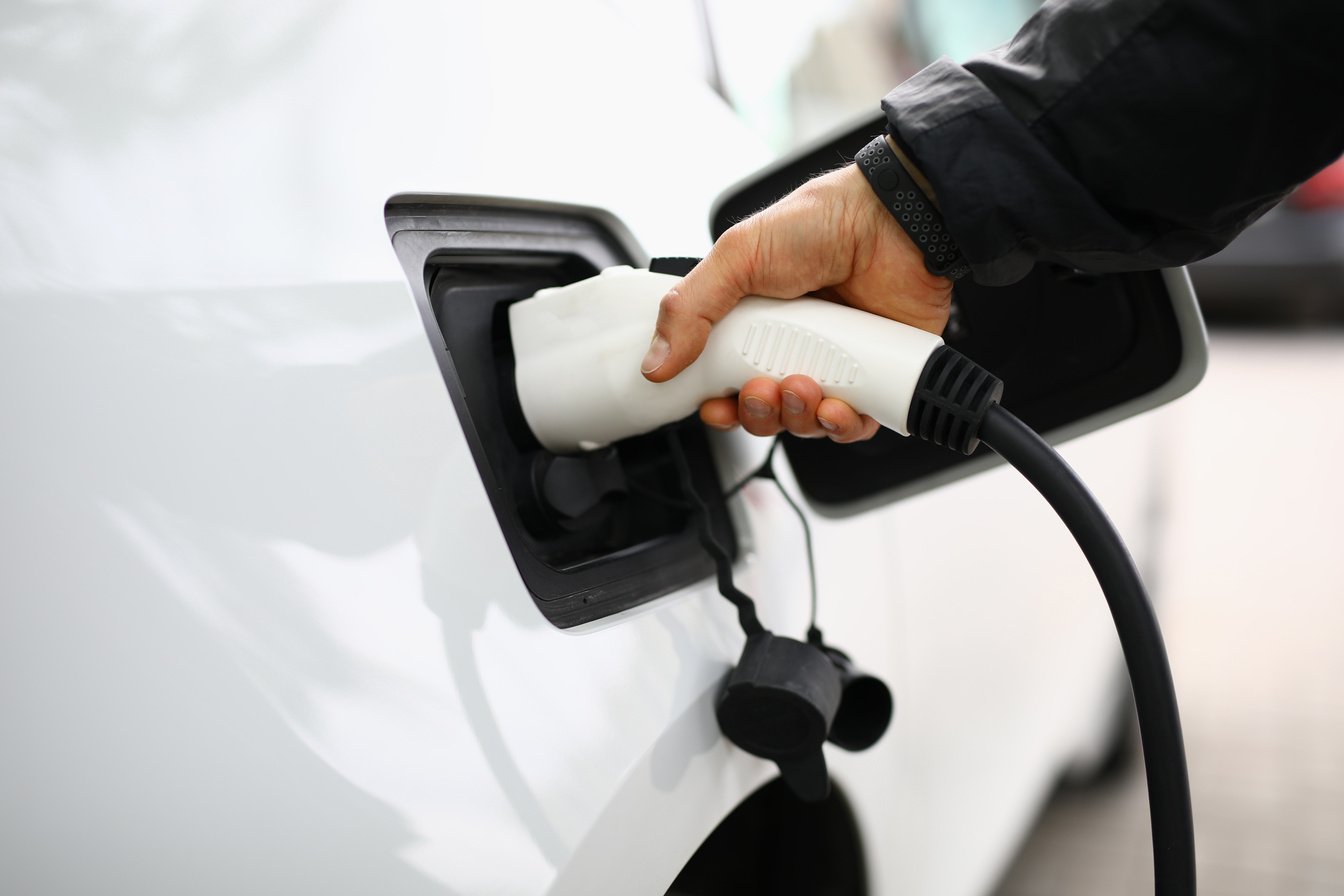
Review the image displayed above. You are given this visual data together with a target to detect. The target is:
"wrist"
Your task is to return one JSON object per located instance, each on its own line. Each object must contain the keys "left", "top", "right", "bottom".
{"left": 841, "top": 163, "right": 942, "bottom": 279}
{"left": 883, "top": 134, "right": 940, "bottom": 209}
{"left": 855, "top": 134, "right": 970, "bottom": 281}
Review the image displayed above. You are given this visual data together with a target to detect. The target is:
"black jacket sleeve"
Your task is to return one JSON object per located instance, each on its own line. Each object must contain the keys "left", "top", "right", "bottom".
{"left": 882, "top": 0, "right": 1344, "bottom": 285}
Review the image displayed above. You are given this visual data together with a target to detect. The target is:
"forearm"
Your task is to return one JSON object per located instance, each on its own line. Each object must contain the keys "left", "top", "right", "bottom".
{"left": 884, "top": 0, "right": 1344, "bottom": 285}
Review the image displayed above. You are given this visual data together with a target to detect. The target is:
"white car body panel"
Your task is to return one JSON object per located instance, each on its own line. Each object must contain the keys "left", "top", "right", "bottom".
{"left": 0, "top": 1, "right": 1162, "bottom": 894}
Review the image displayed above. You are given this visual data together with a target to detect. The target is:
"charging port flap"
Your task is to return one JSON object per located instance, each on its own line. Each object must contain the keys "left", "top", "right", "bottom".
{"left": 386, "top": 195, "right": 735, "bottom": 629}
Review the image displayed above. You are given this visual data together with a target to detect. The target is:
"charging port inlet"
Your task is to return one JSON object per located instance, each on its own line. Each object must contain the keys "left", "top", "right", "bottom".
{"left": 385, "top": 197, "right": 736, "bottom": 629}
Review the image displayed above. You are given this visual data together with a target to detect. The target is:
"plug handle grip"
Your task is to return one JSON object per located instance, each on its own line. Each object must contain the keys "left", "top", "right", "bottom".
{"left": 511, "top": 268, "right": 943, "bottom": 454}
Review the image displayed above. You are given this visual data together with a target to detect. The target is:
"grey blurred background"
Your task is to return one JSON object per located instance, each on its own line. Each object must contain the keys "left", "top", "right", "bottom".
{"left": 609, "top": 0, "right": 1344, "bottom": 892}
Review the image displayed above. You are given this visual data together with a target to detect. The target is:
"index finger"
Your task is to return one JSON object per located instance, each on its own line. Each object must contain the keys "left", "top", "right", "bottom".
{"left": 641, "top": 223, "right": 758, "bottom": 383}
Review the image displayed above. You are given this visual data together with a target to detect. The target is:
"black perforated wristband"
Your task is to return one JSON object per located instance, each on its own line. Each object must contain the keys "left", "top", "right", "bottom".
{"left": 855, "top": 135, "right": 970, "bottom": 281}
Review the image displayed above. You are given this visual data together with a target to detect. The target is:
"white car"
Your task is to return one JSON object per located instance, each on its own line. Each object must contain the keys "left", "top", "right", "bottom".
{"left": 0, "top": 2, "right": 1204, "bottom": 894}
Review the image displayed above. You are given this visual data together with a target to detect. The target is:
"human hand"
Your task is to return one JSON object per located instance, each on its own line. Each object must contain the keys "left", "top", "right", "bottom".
{"left": 640, "top": 160, "right": 953, "bottom": 443}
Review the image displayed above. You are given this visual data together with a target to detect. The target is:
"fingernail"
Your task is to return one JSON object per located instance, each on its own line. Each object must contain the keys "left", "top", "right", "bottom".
{"left": 743, "top": 397, "right": 772, "bottom": 418}
{"left": 641, "top": 334, "right": 670, "bottom": 374}
{"left": 781, "top": 390, "right": 804, "bottom": 415}
{"left": 707, "top": 421, "right": 738, "bottom": 431}
{"left": 818, "top": 417, "right": 838, "bottom": 432}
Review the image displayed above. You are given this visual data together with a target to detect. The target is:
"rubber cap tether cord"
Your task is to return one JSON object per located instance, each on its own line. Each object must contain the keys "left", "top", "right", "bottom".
{"left": 669, "top": 432, "right": 763, "bottom": 636}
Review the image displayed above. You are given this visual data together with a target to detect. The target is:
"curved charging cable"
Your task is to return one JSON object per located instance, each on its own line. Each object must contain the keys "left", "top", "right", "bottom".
{"left": 906, "top": 345, "right": 1196, "bottom": 895}
{"left": 977, "top": 404, "right": 1195, "bottom": 894}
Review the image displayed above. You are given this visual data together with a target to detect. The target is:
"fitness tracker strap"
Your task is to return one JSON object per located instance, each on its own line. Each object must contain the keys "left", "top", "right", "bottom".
{"left": 855, "top": 134, "right": 971, "bottom": 281}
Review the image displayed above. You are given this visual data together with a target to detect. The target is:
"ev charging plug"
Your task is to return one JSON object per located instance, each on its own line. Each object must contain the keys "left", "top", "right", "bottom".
{"left": 510, "top": 266, "right": 944, "bottom": 454}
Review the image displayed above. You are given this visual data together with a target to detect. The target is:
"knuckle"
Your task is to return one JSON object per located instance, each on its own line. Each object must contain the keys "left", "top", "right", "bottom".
{"left": 718, "top": 222, "right": 743, "bottom": 248}
{"left": 722, "top": 218, "right": 755, "bottom": 246}
{"left": 658, "top": 288, "right": 687, "bottom": 320}
{"left": 792, "top": 173, "right": 830, "bottom": 201}
{"left": 719, "top": 221, "right": 761, "bottom": 277}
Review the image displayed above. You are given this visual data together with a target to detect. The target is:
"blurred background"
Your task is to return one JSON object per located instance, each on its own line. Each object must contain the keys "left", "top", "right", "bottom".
{"left": 605, "top": 0, "right": 1344, "bottom": 892}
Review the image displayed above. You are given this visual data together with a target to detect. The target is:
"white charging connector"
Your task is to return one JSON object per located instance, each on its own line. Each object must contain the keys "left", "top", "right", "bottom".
{"left": 509, "top": 266, "right": 945, "bottom": 454}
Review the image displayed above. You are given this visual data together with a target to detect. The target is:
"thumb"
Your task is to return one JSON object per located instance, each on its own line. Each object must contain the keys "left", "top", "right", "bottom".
{"left": 641, "top": 224, "right": 758, "bottom": 383}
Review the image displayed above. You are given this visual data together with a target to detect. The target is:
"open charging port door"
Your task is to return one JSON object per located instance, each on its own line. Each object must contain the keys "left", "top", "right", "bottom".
{"left": 385, "top": 196, "right": 734, "bottom": 629}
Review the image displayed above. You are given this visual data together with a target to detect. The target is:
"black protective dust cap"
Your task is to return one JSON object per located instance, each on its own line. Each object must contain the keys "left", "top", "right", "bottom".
{"left": 716, "top": 633, "right": 842, "bottom": 802}
{"left": 824, "top": 647, "right": 895, "bottom": 752}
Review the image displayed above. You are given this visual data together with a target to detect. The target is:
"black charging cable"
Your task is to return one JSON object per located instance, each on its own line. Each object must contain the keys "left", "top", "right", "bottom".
{"left": 911, "top": 346, "right": 1196, "bottom": 896}
{"left": 978, "top": 405, "right": 1195, "bottom": 894}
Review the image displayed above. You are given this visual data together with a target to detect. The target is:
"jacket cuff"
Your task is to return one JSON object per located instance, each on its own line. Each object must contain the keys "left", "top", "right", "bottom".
{"left": 882, "top": 58, "right": 1039, "bottom": 285}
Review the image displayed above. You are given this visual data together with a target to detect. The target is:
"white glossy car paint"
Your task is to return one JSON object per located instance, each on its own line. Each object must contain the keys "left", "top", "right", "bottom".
{"left": 0, "top": 1, "right": 1164, "bottom": 894}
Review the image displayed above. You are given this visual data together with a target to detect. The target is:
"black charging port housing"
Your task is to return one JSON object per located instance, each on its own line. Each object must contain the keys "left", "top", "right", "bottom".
{"left": 387, "top": 198, "right": 735, "bottom": 629}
